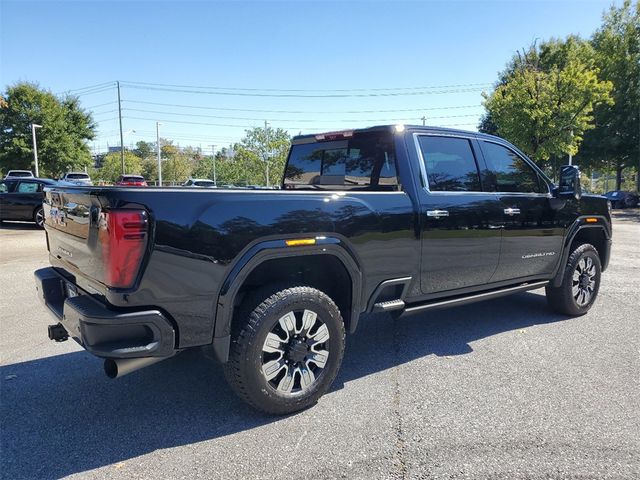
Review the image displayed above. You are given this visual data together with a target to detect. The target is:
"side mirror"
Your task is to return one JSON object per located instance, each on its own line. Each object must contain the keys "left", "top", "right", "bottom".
{"left": 555, "top": 165, "right": 581, "bottom": 200}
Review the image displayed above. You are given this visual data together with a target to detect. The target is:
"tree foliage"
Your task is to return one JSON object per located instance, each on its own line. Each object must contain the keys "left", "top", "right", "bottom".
{"left": 577, "top": 0, "right": 640, "bottom": 189}
{"left": 0, "top": 82, "right": 96, "bottom": 177}
{"left": 482, "top": 37, "right": 613, "bottom": 167}
{"left": 98, "top": 151, "right": 143, "bottom": 183}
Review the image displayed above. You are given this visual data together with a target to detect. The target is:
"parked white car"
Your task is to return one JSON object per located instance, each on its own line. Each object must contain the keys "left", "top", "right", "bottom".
{"left": 4, "top": 170, "right": 35, "bottom": 179}
{"left": 60, "top": 172, "right": 92, "bottom": 185}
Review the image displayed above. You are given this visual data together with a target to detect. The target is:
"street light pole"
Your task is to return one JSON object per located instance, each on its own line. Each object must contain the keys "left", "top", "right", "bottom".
{"left": 568, "top": 129, "right": 574, "bottom": 166}
{"left": 31, "top": 123, "right": 42, "bottom": 177}
{"left": 117, "top": 81, "right": 125, "bottom": 174}
{"left": 212, "top": 145, "right": 217, "bottom": 186}
{"left": 264, "top": 120, "right": 270, "bottom": 187}
{"left": 156, "top": 122, "right": 162, "bottom": 187}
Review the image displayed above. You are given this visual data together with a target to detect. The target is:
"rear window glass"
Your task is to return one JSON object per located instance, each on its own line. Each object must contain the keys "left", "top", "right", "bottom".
{"left": 417, "top": 136, "right": 481, "bottom": 191}
{"left": 284, "top": 132, "right": 399, "bottom": 190}
{"left": 122, "top": 176, "right": 144, "bottom": 181}
{"left": 66, "top": 173, "right": 89, "bottom": 179}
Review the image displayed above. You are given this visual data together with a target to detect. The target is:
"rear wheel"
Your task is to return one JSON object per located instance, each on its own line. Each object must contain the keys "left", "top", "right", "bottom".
{"left": 34, "top": 207, "right": 45, "bottom": 228}
{"left": 223, "top": 285, "right": 345, "bottom": 414}
{"left": 546, "top": 244, "right": 601, "bottom": 316}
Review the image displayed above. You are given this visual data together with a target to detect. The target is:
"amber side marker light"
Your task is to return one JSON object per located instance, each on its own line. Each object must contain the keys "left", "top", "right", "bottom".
{"left": 585, "top": 218, "right": 599, "bottom": 223}
{"left": 285, "top": 238, "right": 316, "bottom": 247}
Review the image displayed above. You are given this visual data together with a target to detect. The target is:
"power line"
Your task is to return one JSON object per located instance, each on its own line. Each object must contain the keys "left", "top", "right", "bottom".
{"left": 123, "top": 99, "right": 483, "bottom": 114}
{"left": 57, "top": 81, "right": 115, "bottom": 94}
{"left": 122, "top": 79, "right": 491, "bottom": 93}
{"left": 122, "top": 83, "right": 487, "bottom": 98}
{"left": 123, "top": 107, "right": 479, "bottom": 123}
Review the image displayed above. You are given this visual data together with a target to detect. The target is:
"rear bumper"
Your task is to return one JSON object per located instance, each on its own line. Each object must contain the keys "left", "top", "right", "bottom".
{"left": 34, "top": 267, "right": 176, "bottom": 359}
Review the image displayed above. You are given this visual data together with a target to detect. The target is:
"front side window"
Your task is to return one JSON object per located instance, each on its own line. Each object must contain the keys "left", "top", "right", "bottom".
{"left": 417, "top": 136, "right": 481, "bottom": 191}
{"left": 17, "top": 181, "right": 40, "bottom": 193}
{"left": 284, "top": 132, "right": 399, "bottom": 190}
{"left": 481, "top": 141, "right": 544, "bottom": 193}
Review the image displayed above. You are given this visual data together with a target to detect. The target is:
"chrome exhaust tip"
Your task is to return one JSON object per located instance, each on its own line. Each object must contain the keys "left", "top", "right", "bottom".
{"left": 104, "top": 356, "right": 168, "bottom": 379}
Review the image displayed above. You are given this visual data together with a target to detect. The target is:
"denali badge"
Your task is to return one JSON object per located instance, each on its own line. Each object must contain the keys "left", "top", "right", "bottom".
{"left": 58, "top": 246, "right": 73, "bottom": 258}
{"left": 522, "top": 252, "right": 556, "bottom": 259}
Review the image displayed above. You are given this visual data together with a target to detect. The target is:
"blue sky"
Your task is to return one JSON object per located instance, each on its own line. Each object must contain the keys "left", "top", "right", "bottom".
{"left": 1, "top": 0, "right": 619, "bottom": 153}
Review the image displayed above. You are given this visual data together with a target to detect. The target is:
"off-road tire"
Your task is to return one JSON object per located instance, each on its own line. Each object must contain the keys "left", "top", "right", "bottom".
{"left": 223, "top": 285, "right": 345, "bottom": 415}
{"left": 546, "top": 243, "right": 601, "bottom": 316}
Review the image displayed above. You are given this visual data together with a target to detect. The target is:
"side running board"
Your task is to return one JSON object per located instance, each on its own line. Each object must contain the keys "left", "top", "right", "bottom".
{"left": 402, "top": 280, "right": 549, "bottom": 315}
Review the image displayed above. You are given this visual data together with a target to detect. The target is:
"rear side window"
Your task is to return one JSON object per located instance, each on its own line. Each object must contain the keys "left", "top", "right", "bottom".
{"left": 284, "top": 132, "right": 399, "bottom": 190}
{"left": 1, "top": 181, "right": 17, "bottom": 193}
{"left": 417, "top": 136, "right": 481, "bottom": 191}
{"left": 480, "top": 141, "right": 544, "bottom": 193}
{"left": 17, "top": 181, "right": 40, "bottom": 193}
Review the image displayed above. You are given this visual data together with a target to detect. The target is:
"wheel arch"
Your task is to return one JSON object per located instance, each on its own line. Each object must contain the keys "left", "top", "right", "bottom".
{"left": 552, "top": 218, "right": 611, "bottom": 287}
{"left": 211, "top": 237, "right": 363, "bottom": 362}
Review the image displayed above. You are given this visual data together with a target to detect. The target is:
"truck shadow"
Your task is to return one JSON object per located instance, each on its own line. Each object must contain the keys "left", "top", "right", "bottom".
{"left": 1, "top": 291, "right": 570, "bottom": 479}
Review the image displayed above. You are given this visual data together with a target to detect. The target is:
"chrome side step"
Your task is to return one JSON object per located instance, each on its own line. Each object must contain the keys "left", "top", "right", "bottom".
{"left": 372, "top": 299, "right": 406, "bottom": 312}
{"left": 402, "top": 280, "right": 549, "bottom": 315}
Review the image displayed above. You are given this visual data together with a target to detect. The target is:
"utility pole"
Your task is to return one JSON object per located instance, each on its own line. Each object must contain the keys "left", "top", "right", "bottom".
{"left": 31, "top": 123, "right": 42, "bottom": 177}
{"left": 156, "top": 122, "right": 162, "bottom": 187}
{"left": 421, "top": 116, "right": 426, "bottom": 126}
{"left": 264, "top": 120, "right": 270, "bottom": 187}
{"left": 212, "top": 145, "right": 217, "bottom": 185}
{"left": 117, "top": 81, "right": 125, "bottom": 174}
{"left": 568, "top": 129, "right": 574, "bottom": 166}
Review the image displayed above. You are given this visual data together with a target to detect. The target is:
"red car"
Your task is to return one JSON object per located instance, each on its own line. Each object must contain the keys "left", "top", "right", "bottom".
{"left": 115, "top": 175, "right": 148, "bottom": 187}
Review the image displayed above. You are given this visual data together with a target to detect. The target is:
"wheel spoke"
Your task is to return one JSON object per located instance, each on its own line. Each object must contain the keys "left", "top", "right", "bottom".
{"left": 310, "top": 323, "right": 330, "bottom": 346}
{"left": 307, "top": 349, "right": 329, "bottom": 368}
{"left": 573, "top": 270, "right": 580, "bottom": 282}
{"left": 278, "top": 312, "right": 296, "bottom": 338}
{"left": 298, "top": 365, "right": 315, "bottom": 390}
{"left": 276, "top": 367, "right": 295, "bottom": 393}
{"left": 572, "top": 284, "right": 581, "bottom": 297}
{"left": 263, "top": 357, "right": 286, "bottom": 381}
{"left": 300, "top": 309, "right": 317, "bottom": 335}
{"left": 263, "top": 332, "right": 286, "bottom": 354}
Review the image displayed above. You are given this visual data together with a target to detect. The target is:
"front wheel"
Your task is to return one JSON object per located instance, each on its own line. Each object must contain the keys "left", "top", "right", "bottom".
{"left": 223, "top": 285, "right": 345, "bottom": 415}
{"left": 34, "top": 207, "right": 45, "bottom": 228}
{"left": 546, "top": 244, "right": 601, "bottom": 316}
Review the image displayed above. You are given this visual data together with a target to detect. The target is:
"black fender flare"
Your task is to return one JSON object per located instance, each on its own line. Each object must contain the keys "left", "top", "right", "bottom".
{"left": 551, "top": 216, "right": 611, "bottom": 287}
{"left": 211, "top": 236, "right": 362, "bottom": 362}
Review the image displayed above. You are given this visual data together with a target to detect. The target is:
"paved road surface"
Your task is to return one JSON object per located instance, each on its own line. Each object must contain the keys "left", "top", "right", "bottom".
{"left": 1, "top": 213, "right": 638, "bottom": 479}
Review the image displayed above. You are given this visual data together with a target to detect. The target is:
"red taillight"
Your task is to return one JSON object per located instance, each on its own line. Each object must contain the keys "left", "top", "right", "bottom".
{"left": 99, "top": 209, "right": 148, "bottom": 288}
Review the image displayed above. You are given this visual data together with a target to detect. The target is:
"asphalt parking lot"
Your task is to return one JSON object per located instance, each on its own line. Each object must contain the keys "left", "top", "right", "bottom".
{"left": 1, "top": 213, "right": 639, "bottom": 480}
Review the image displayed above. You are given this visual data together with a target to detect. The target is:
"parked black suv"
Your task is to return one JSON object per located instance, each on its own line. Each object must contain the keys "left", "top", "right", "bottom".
{"left": 35, "top": 125, "right": 611, "bottom": 414}
{"left": 1, "top": 177, "right": 57, "bottom": 227}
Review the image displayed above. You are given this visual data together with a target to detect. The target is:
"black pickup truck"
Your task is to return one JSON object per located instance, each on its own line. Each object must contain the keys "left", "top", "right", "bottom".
{"left": 35, "top": 125, "right": 612, "bottom": 414}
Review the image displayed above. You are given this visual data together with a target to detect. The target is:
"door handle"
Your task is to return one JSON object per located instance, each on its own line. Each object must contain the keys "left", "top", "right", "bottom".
{"left": 504, "top": 207, "right": 521, "bottom": 216}
{"left": 427, "top": 210, "right": 449, "bottom": 218}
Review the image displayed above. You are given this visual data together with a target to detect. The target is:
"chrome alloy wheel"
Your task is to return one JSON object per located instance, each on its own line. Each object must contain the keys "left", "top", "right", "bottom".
{"left": 573, "top": 256, "right": 596, "bottom": 306}
{"left": 35, "top": 208, "right": 45, "bottom": 228}
{"left": 261, "top": 309, "right": 330, "bottom": 394}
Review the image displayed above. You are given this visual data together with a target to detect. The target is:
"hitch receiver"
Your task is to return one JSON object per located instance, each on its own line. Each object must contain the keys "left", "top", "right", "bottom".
{"left": 48, "top": 323, "right": 69, "bottom": 342}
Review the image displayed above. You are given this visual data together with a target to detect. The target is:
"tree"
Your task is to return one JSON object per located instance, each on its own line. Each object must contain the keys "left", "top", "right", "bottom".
{"left": 578, "top": 0, "right": 640, "bottom": 190}
{"left": 236, "top": 125, "right": 291, "bottom": 186}
{"left": 0, "top": 82, "right": 96, "bottom": 177}
{"left": 98, "top": 151, "right": 142, "bottom": 183}
{"left": 482, "top": 38, "right": 613, "bottom": 170}
{"left": 133, "top": 140, "right": 155, "bottom": 160}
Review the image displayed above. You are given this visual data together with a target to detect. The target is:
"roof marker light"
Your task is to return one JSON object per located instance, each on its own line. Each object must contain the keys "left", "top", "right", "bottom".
{"left": 394, "top": 124, "right": 405, "bottom": 133}
{"left": 585, "top": 217, "right": 598, "bottom": 223}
